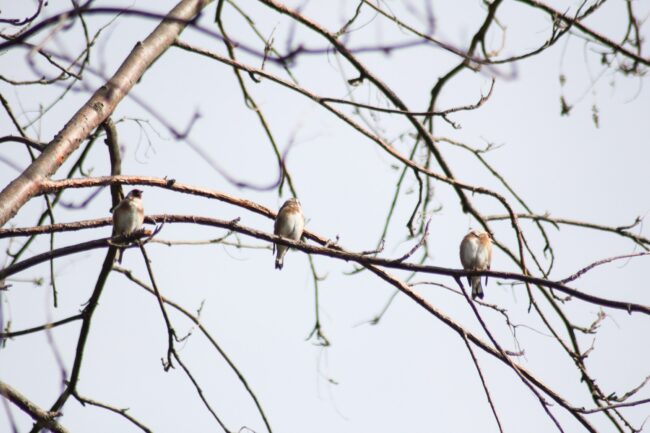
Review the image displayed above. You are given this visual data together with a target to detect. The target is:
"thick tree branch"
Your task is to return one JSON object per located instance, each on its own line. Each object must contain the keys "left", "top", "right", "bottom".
{"left": 0, "top": 0, "right": 214, "bottom": 227}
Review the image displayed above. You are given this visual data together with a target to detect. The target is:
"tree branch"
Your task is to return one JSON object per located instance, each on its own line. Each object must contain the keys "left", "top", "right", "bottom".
{"left": 72, "top": 391, "right": 152, "bottom": 433}
{"left": 2, "top": 213, "right": 648, "bottom": 316}
{"left": 0, "top": 314, "right": 83, "bottom": 339}
{"left": 0, "top": 0, "right": 214, "bottom": 227}
{"left": 0, "top": 381, "right": 69, "bottom": 433}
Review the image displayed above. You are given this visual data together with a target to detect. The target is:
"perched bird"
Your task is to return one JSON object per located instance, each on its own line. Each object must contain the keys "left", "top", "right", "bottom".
{"left": 273, "top": 198, "right": 305, "bottom": 270}
{"left": 459, "top": 229, "right": 492, "bottom": 299}
{"left": 112, "top": 189, "right": 144, "bottom": 263}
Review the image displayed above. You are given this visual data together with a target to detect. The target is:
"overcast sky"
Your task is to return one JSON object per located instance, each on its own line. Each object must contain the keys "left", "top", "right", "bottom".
{"left": 1, "top": 1, "right": 649, "bottom": 432}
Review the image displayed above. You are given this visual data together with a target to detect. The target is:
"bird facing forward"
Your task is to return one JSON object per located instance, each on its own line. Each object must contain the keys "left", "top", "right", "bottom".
{"left": 459, "top": 229, "right": 492, "bottom": 299}
{"left": 273, "top": 198, "right": 305, "bottom": 270}
{"left": 112, "top": 189, "right": 144, "bottom": 263}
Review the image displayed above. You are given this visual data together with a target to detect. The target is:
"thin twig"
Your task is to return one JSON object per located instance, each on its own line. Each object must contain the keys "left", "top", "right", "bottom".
{"left": 138, "top": 242, "right": 176, "bottom": 371}
{"left": 72, "top": 391, "right": 152, "bottom": 433}
{"left": 559, "top": 252, "right": 650, "bottom": 284}
{"left": 461, "top": 333, "right": 505, "bottom": 433}
{"left": 113, "top": 265, "right": 273, "bottom": 433}
{"left": 0, "top": 314, "right": 82, "bottom": 339}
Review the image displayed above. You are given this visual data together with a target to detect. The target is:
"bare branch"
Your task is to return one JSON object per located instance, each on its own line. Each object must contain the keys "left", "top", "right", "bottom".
{"left": 113, "top": 266, "right": 273, "bottom": 433}
{"left": 0, "top": 381, "right": 69, "bottom": 433}
{"left": 514, "top": 0, "right": 650, "bottom": 67}
{"left": 0, "top": 136, "right": 45, "bottom": 151}
{"left": 0, "top": 314, "right": 83, "bottom": 340}
{"left": 137, "top": 243, "right": 177, "bottom": 371}
{"left": 577, "top": 397, "right": 650, "bottom": 414}
{"left": 0, "top": 0, "right": 214, "bottom": 227}
{"left": 461, "top": 333, "right": 504, "bottom": 433}
{"left": 72, "top": 391, "right": 152, "bottom": 433}
{"left": 559, "top": 252, "right": 650, "bottom": 284}
{"left": 486, "top": 213, "right": 650, "bottom": 249}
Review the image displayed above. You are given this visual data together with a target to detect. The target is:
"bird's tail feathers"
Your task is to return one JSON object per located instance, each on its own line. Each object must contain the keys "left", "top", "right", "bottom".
{"left": 471, "top": 277, "right": 484, "bottom": 300}
{"left": 275, "top": 245, "right": 287, "bottom": 270}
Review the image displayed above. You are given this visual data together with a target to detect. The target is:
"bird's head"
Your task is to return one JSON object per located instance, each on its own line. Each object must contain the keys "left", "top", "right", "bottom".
{"left": 287, "top": 197, "right": 300, "bottom": 206}
{"left": 127, "top": 189, "right": 143, "bottom": 199}
{"left": 468, "top": 228, "right": 491, "bottom": 240}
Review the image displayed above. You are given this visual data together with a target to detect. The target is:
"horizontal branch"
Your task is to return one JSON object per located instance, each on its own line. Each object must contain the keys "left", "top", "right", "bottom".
{"left": 0, "top": 233, "right": 146, "bottom": 279}
{"left": 0, "top": 135, "right": 45, "bottom": 151}
{"left": 319, "top": 79, "right": 495, "bottom": 117}
{"left": 0, "top": 178, "right": 606, "bottom": 430}
{"left": 577, "top": 397, "right": 650, "bottom": 414}
{"left": 486, "top": 213, "right": 650, "bottom": 248}
{"left": 37, "top": 175, "right": 273, "bottom": 217}
{"left": 0, "top": 381, "right": 69, "bottom": 433}
{"left": 2, "top": 213, "right": 648, "bottom": 316}
{"left": 0, "top": 314, "right": 83, "bottom": 339}
{"left": 0, "top": 217, "right": 113, "bottom": 239}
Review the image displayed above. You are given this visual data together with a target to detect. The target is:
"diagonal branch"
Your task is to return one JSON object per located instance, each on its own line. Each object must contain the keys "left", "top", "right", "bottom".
{"left": 0, "top": 380, "right": 69, "bottom": 433}
{"left": 461, "top": 333, "right": 504, "bottom": 433}
{"left": 138, "top": 243, "right": 177, "bottom": 370}
{"left": 72, "top": 391, "right": 152, "bottom": 433}
{"left": 0, "top": 0, "right": 214, "bottom": 227}
{"left": 113, "top": 265, "right": 273, "bottom": 433}
{"left": 514, "top": 0, "right": 650, "bottom": 67}
{"left": 29, "top": 245, "right": 118, "bottom": 432}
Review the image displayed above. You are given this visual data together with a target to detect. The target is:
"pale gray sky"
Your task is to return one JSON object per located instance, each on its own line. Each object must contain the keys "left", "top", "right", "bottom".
{"left": 1, "top": 1, "right": 649, "bottom": 432}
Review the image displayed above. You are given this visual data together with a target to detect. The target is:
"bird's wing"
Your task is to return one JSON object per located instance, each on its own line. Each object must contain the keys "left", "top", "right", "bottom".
{"left": 291, "top": 213, "right": 305, "bottom": 240}
{"left": 273, "top": 211, "right": 284, "bottom": 235}
{"left": 459, "top": 235, "right": 477, "bottom": 269}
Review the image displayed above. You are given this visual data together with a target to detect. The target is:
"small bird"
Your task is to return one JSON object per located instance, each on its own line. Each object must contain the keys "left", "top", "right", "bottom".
{"left": 273, "top": 198, "right": 305, "bottom": 270}
{"left": 459, "top": 229, "right": 492, "bottom": 299}
{"left": 112, "top": 189, "right": 144, "bottom": 263}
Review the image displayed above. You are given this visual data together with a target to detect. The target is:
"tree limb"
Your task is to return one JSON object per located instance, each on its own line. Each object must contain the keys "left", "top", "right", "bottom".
{"left": 0, "top": 0, "right": 214, "bottom": 227}
{"left": 0, "top": 381, "right": 69, "bottom": 433}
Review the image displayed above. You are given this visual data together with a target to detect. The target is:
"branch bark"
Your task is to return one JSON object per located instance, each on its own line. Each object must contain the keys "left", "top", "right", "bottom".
{"left": 2, "top": 212, "right": 648, "bottom": 316}
{"left": 0, "top": 0, "right": 214, "bottom": 227}
{"left": 0, "top": 381, "right": 69, "bottom": 433}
